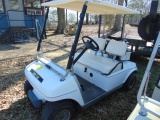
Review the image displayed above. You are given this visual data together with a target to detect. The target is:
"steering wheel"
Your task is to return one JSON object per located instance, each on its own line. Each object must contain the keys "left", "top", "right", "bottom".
{"left": 82, "top": 36, "right": 99, "bottom": 51}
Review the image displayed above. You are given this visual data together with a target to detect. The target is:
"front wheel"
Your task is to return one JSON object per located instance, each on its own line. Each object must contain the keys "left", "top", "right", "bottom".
{"left": 123, "top": 72, "right": 137, "bottom": 91}
{"left": 42, "top": 101, "right": 75, "bottom": 120}
{"left": 24, "top": 80, "right": 33, "bottom": 94}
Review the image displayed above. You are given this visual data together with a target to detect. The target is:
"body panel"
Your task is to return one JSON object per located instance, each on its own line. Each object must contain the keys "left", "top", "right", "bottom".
{"left": 25, "top": 58, "right": 84, "bottom": 105}
{"left": 128, "top": 103, "right": 160, "bottom": 120}
{"left": 73, "top": 61, "right": 137, "bottom": 91}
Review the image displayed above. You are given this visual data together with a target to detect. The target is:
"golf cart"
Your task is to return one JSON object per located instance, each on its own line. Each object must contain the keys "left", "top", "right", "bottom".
{"left": 128, "top": 0, "right": 160, "bottom": 119}
{"left": 24, "top": 0, "right": 138, "bottom": 119}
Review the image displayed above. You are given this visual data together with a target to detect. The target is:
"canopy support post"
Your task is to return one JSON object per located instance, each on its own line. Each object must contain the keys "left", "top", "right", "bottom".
{"left": 98, "top": 15, "right": 102, "bottom": 38}
{"left": 121, "top": 0, "right": 128, "bottom": 39}
{"left": 66, "top": 1, "right": 88, "bottom": 70}
{"left": 37, "top": 7, "right": 49, "bottom": 52}
{"left": 150, "top": 0, "right": 159, "bottom": 14}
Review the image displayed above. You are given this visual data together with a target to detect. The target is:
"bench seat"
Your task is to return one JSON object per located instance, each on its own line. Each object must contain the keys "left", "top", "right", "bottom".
{"left": 75, "top": 52, "right": 122, "bottom": 74}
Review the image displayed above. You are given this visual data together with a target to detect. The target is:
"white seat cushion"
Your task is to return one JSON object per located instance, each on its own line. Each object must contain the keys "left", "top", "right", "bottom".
{"left": 93, "top": 37, "right": 106, "bottom": 51}
{"left": 90, "top": 37, "right": 106, "bottom": 55}
{"left": 75, "top": 52, "right": 122, "bottom": 74}
{"left": 106, "top": 40, "right": 127, "bottom": 56}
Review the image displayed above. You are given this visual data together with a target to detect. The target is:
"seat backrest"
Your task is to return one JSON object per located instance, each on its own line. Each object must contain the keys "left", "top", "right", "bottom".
{"left": 106, "top": 40, "right": 127, "bottom": 56}
{"left": 93, "top": 37, "right": 106, "bottom": 51}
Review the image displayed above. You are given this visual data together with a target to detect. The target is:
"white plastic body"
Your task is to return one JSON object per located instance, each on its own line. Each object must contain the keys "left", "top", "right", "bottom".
{"left": 25, "top": 55, "right": 137, "bottom": 107}
{"left": 120, "top": 52, "right": 131, "bottom": 60}
{"left": 152, "top": 87, "right": 160, "bottom": 102}
{"left": 128, "top": 32, "right": 160, "bottom": 119}
{"left": 73, "top": 60, "right": 137, "bottom": 91}
{"left": 128, "top": 102, "right": 160, "bottom": 120}
{"left": 25, "top": 57, "right": 84, "bottom": 106}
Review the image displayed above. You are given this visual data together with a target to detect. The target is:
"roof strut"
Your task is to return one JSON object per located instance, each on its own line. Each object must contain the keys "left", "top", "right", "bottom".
{"left": 150, "top": 0, "right": 159, "bottom": 14}
{"left": 121, "top": 0, "right": 128, "bottom": 39}
{"left": 150, "top": 0, "right": 159, "bottom": 44}
{"left": 98, "top": 15, "right": 102, "bottom": 38}
{"left": 149, "top": 0, "right": 159, "bottom": 27}
{"left": 37, "top": 7, "right": 49, "bottom": 52}
{"left": 66, "top": 1, "right": 88, "bottom": 70}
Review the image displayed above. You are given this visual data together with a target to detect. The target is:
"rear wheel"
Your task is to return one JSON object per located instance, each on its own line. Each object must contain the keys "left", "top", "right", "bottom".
{"left": 123, "top": 73, "right": 137, "bottom": 91}
{"left": 24, "top": 80, "right": 33, "bottom": 94}
{"left": 42, "top": 101, "right": 75, "bottom": 120}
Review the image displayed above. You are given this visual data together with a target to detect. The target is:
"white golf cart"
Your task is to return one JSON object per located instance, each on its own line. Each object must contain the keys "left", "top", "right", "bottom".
{"left": 127, "top": 0, "right": 160, "bottom": 119}
{"left": 128, "top": 25, "right": 160, "bottom": 120}
{"left": 24, "top": 0, "right": 138, "bottom": 119}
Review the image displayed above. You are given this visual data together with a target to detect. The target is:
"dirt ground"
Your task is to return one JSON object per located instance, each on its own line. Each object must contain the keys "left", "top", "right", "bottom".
{"left": 0, "top": 25, "right": 159, "bottom": 120}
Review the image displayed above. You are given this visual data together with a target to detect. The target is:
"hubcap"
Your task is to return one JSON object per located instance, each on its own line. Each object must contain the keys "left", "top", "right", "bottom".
{"left": 54, "top": 110, "right": 70, "bottom": 120}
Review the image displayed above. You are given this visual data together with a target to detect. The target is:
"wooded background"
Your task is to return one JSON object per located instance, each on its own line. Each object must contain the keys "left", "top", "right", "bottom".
{"left": 47, "top": 0, "right": 160, "bottom": 33}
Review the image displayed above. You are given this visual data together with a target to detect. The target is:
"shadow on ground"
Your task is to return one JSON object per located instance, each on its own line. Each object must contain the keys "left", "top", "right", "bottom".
{"left": 0, "top": 44, "right": 20, "bottom": 51}
{"left": 0, "top": 97, "right": 41, "bottom": 120}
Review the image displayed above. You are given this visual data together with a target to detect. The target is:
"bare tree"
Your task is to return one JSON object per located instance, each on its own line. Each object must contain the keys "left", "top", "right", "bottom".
{"left": 68, "top": 13, "right": 76, "bottom": 23}
{"left": 86, "top": 13, "right": 89, "bottom": 24}
{"left": 127, "top": 0, "right": 152, "bottom": 24}
{"left": 128, "top": 0, "right": 151, "bottom": 14}
{"left": 66, "top": 9, "right": 68, "bottom": 24}
{"left": 95, "top": 15, "right": 98, "bottom": 24}
{"left": 77, "top": 11, "right": 79, "bottom": 24}
{"left": 48, "top": 8, "right": 57, "bottom": 21}
{"left": 103, "top": 15, "right": 115, "bottom": 31}
{"left": 112, "top": 0, "right": 124, "bottom": 31}
{"left": 55, "top": 8, "right": 65, "bottom": 34}
{"left": 89, "top": 14, "right": 95, "bottom": 24}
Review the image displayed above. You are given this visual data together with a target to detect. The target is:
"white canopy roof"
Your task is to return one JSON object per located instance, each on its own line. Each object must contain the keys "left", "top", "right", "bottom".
{"left": 42, "top": 0, "right": 139, "bottom": 14}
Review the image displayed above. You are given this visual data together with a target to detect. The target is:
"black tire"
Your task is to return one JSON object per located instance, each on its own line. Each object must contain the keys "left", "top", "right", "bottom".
{"left": 123, "top": 73, "right": 137, "bottom": 91}
{"left": 24, "top": 80, "right": 33, "bottom": 94}
{"left": 42, "top": 101, "right": 75, "bottom": 120}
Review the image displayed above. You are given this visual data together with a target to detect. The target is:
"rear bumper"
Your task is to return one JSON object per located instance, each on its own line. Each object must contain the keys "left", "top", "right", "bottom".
{"left": 27, "top": 90, "right": 42, "bottom": 108}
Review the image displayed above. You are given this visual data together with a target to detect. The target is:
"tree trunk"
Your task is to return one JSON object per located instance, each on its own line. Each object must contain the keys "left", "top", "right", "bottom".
{"left": 112, "top": 0, "right": 124, "bottom": 31}
{"left": 86, "top": 13, "right": 89, "bottom": 24}
{"left": 66, "top": 9, "right": 67, "bottom": 25}
{"left": 77, "top": 11, "right": 78, "bottom": 24}
{"left": 55, "top": 8, "right": 65, "bottom": 34}
{"left": 113, "top": 15, "right": 122, "bottom": 31}
{"left": 95, "top": 15, "right": 98, "bottom": 24}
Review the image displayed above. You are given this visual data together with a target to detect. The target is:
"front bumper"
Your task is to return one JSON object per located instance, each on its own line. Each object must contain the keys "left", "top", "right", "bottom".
{"left": 27, "top": 90, "right": 42, "bottom": 108}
